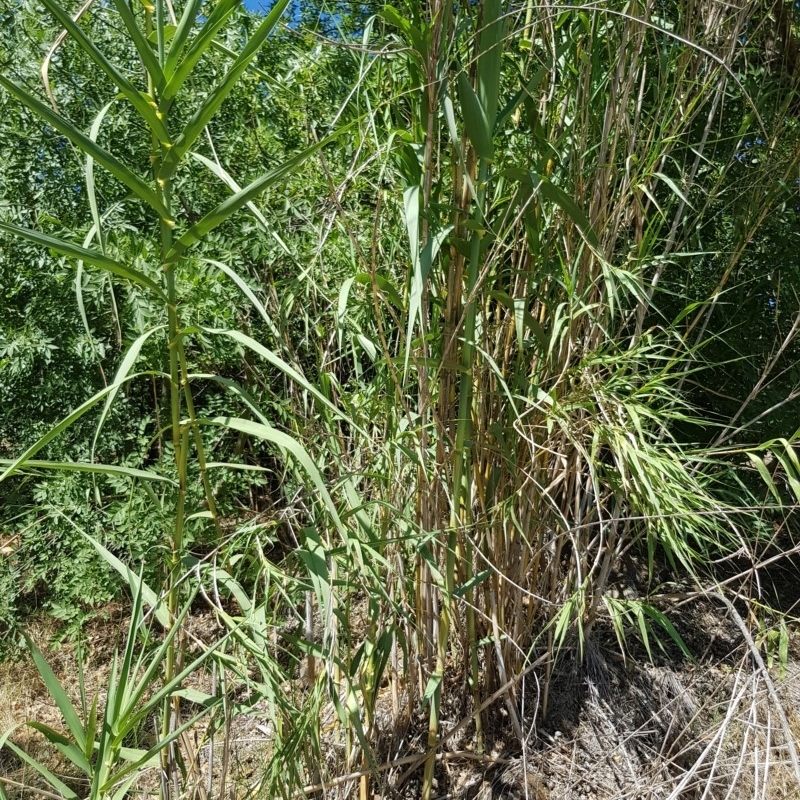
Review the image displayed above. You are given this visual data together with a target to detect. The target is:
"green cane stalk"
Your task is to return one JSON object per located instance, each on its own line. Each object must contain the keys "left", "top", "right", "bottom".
{"left": 422, "top": 3, "right": 505, "bottom": 794}
{"left": 142, "top": 3, "right": 186, "bottom": 786}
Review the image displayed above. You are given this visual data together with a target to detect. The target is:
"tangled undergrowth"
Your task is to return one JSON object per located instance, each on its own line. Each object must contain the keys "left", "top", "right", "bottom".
{"left": 2, "top": 554, "right": 800, "bottom": 799}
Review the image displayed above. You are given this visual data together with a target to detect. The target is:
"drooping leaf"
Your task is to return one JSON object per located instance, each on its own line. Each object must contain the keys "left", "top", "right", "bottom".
{"left": 85, "top": 101, "right": 115, "bottom": 254}
{"left": 746, "top": 452, "right": 782, "bottom": 504}
{"left": 0, "top": 459, "right": 175, "bottom": 484}
{"left": 0, "top": 374, "right": 155, "bottom": 484}
{"left": 208, "top": 416, "right": 347, "bottom": 539}
{"left": 26, "top": 722, "right": 91, "bottom": 773}
{"left": 0, "top": 77, "right": 169, "bottom": 217}
{"left": 64, "top": 526, "right": 172, "bottom": 629}
{"left": 1, "top": 741, "right": 80, "bottom": 800}
{"left": 203, "top": 259, "right": 283, "bottom": 343}
{"left": 530, "top": 171, "right": 600, "bottom": 248}
{"left": 191, "top": 153, "right": 293, "bottom": 256}
{"left": 92, "top": 325, "right": 167, "bottom": 458}
{"left": 0, "top": 221, "right": 165, "bottom": 298}
{"left": 202, "top": 328, "right": 364, "bottom": 434}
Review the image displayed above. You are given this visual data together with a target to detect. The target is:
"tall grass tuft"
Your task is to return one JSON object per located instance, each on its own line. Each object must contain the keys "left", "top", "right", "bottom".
{"left": 0, "top": 0, "right": 361, "bottom": 795}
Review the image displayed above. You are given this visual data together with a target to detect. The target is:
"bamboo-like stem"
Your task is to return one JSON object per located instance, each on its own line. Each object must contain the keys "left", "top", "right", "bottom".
{"left": 422, "top": 154, "right": 490, "bottom": 800}
{"left": 146, "top": 2, "right": 186, "bottom": 791}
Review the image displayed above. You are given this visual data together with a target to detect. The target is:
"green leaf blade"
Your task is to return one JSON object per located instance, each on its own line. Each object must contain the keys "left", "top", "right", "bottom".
{"left": 23, "top": 636, "right": 86, "bottom": 753}
{"left": 40, "top": 0, "right": 171, "bottom": 142}
{"left": 159, "top": 0, "right": 291, "bottom": 177}
{"left": 0, "top": 221, "right": 164, "bottom": 298}
{"left": 0, "top": 76, "right": 169, "bottom": 218}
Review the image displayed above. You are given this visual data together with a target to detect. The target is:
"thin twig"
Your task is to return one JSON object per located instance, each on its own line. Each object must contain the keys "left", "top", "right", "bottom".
{"left": 0, "top": 776, "right": 68, "bottom": 800}
{"left": 41, "top": 0, "right": 97, "bottom": 112}
{"left": 708, "top": 590, "right": 800, "bottom": 787}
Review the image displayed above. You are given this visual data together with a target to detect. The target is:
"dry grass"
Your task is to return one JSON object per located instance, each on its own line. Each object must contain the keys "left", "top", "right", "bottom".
{"left": 3, "top": 590, "right": 799, "bottom": 800}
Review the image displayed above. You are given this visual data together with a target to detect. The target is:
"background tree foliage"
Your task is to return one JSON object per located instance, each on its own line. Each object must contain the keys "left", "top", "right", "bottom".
{"left": 0, "top": 0, "right": 365, "bottom": 632}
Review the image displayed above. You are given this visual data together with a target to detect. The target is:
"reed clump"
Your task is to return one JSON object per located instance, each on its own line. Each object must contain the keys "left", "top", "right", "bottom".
{"left": 1, "top": 1, "right": 799, "bottom": 798}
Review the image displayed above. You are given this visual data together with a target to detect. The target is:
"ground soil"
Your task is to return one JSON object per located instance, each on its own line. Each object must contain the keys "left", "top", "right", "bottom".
{"left": 1, "top": 582, "right": 799, "bottom": 800}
